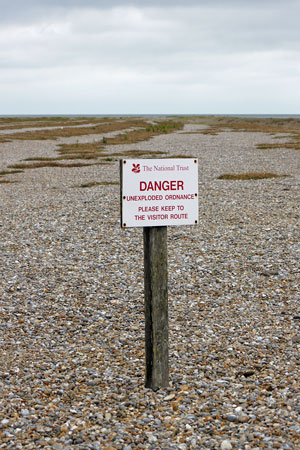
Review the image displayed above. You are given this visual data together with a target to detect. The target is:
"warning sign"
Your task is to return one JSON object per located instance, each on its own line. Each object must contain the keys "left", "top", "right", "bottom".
{"left": 120, "top": 158, "right": 198, "bottom": 228}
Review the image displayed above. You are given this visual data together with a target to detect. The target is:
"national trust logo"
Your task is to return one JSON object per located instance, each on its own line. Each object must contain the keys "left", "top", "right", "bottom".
{"left": 132, "top": 163, "right": 141, "bottom": 174}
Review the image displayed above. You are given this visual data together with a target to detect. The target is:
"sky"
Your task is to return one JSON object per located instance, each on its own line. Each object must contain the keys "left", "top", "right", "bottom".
{"left": 1, "top": 0, "right": 300, "bottom": 115}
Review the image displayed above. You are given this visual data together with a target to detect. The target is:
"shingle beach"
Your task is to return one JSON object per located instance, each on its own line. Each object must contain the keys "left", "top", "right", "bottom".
{"left": 0, "top": 118, "right": 299, "bottom": 449}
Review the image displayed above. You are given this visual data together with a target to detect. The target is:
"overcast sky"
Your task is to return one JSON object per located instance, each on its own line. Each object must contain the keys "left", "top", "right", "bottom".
{"left": 1, "top": 0, "right": 300, "bottom": 115}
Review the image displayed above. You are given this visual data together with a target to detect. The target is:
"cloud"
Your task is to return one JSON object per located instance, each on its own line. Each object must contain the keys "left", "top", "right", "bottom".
{"left": 1, "top": 0, "right": 300, "bottom": 113}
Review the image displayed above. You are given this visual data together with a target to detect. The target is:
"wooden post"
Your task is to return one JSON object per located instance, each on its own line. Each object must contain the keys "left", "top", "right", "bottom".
{"left": 143, "top": 226, "right": 169, "bottom": 390}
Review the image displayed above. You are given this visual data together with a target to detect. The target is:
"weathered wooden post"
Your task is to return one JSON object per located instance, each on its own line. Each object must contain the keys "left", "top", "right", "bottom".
{"left": 120, "top": 158, "right": 198, "bottom": 390}
{"left": 143, "top": 226, "right": 168, "bottom": 390}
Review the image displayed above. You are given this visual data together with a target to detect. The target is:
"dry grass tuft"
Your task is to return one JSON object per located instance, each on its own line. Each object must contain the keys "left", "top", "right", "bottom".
{"left": 0, "top": 118, "right": 150, "bottom": 142}
{"left": 73, "top": 181, "right": 119, "bottom": 188}
{"left": 58, "top": 121, "right": 181, "bottom": 151}
{"left": 200, "top": 116, "right": 300, "bottom": 134}
{"left": 56, "top": 121, "right": 181, "bottom": 161}
{"left": 1, "top": 118, "right": 182, "bottom": 177}
{"left": 23, "top": 154, "right": 101, "bottom": 161}
{"left": 21, "top": 150, "right": 166, "bottom": 165}
{"left": 100, "top": 150, "right": 167, "bottom": 157}
{"left": 0, "top": 117, "right": 112, "bottom": 131}
{"left": 0, "top": 179, "right": 17, "bottom": 184}
{"left": 182, "top": 129, "right": 220, "bottom": 136}
{"left": 105, "top": 121, "right": 183, "bottom": 145}
{"left": 8, "top": 162, "right": 98, "bottom": 170}
{"left": 57, "top": 142, "right": 104, "bottom": 157}
{"left": 217, "top": 172, "right": 288, "bottom": 181}
{"left": 190, "top": 116, "right": 300, "bottom": 149}
{"left": 180, "top": 116, "right": 300, "bottom": 152}
{"left": 24, "top": 120, "right": 180, "bottom": 163}
{"left": 0, "top": 170, "right": 24, "bottom": 176}
{"left": 167, "top": 154, "right": 194, "bottom": 158}
{"left": 257, "top": 139, "right": 300, "bottom": 151}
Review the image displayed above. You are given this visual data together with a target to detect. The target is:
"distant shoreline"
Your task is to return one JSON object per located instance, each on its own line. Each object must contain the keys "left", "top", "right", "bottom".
{"left": 1, "top": 113, "right": 300, "bottom": 119}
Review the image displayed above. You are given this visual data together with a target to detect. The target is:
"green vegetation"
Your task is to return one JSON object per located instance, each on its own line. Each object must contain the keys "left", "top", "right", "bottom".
{"left": 145, "top": 121, "right": 182, "bottom": 133}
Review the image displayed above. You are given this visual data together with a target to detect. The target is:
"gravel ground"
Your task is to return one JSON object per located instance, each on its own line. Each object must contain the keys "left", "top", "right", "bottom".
{"left": 0, "top": 123, "right": 299, "bottom": 449}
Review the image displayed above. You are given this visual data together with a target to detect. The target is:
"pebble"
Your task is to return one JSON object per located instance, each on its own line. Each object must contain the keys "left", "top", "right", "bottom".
{"left": 0, "top": 120, "right": 299, "bottom": 449}
{"left": 226, "top": 414, "right": 238, "bottom": 423}
{"left": 164, "top": 393, "right": 175, "bottom": 401}
{"left": 221, "top": 440, "right": 232, "bottom": 450}
{"left": 239, "top": 414, "right": 249, "bottom": 423}
{"left": 147, "top": 433, "right": 157, "bottom": 443}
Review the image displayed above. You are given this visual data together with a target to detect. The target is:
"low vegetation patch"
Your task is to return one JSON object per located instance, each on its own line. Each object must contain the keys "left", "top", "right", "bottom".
{"left": 0, "top": 117, "right": 110, "bottom": 131}
{"left": 200, "top": 116, "right": 300, "bottom": 134}
{"left": 0, "top": 170, "right": 24, "bottom": 176}
{"left": 23, "top": 154, "right": 101, "bottom": 161}
{"left": 55, "top": 121, "right": 181, "bottom": 161}
{"left": 9, "top": 120, "right": 179, "bottom": 170}
{"left": 217, "top": 172, "right": 288, "bottom": 180}
{"left": 100, "top": 150, "right": 166, "bottom": 157}
{"left": 167, "top": 154, "right": 194, "bottom": 158}
{"left": 21, "top": 150, "right": 166, "bottom": 165}
{"left": 1, "top": 117, "right": 183, "bottom": 177}
{"left": 175, "top": 115, "right": 297, "bottom": 139}
{"left": 105, "top": 123, "right": 182, "bottom": 145}
{"left": 0, "top": 118, "right": 150, "bottom": 143}
{"left": 73, "top": 181, "right": 119, "bottom": 188}
{"left": 182, "top": 129, "right": 220, "bottom": 135}
{"left": 145, "top": 122, "right": 182, "bottom": 133}
{"left": 8, "top": 162, "right": 99, "bottom": 170}
{"left": 176, "top": 116, "right": 300, "bottom": 152}
{"left": 257, "top": 138, "right": 300, "bottom": 151}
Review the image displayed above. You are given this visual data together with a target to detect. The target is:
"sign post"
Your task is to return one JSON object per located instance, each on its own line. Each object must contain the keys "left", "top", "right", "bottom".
{"left": 144, "top": 225, "right": 168, "bottom": 390}
{"left": 120, "top": 159, "right": 198, "bottom": 390}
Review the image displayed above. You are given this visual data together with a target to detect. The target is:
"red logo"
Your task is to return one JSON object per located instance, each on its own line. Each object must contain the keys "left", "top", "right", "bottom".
{"left": 132, "top": 163, "right": 140, "bottom": 173}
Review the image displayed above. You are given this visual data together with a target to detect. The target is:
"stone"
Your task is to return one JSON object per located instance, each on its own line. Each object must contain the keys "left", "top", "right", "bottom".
{"left": 221, "top": 440, "right": 232, "bottom": 450}
{"left": 226, "top": 414, "right": 238, "bottom": 423}
{"left": 0, "top": 117, "right": 299, "bottom": 450}
{"left": 148, "top": 433, "right": 157, "bottom": 443}
{"left": 239, "top": 414, "right": 249, "bottom": 423}
{"left": 164, "top": 393, "right": 175, "bottom": 401}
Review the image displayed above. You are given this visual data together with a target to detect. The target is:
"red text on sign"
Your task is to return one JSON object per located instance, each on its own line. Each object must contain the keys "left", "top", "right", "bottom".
{"left": 140, "top": 180, "right": 184, "bottom": 192}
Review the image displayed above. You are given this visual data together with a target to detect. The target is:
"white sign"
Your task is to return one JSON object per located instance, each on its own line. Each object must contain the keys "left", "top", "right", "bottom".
{"left": 120, "top": 158, "right": 198, "bottom": 228}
